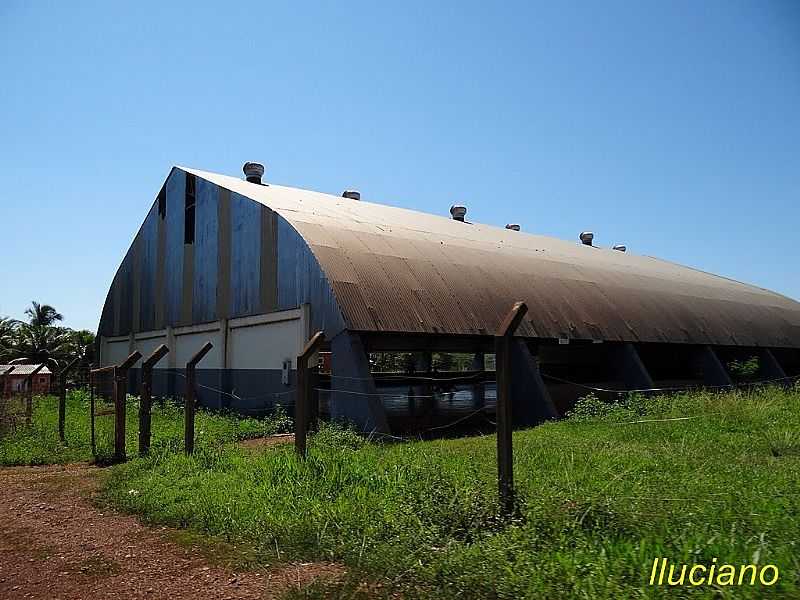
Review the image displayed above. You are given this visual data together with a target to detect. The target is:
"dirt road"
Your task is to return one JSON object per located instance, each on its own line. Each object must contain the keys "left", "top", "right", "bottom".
{"left": 0, "top": 464, "right": 339, "bottom": 599}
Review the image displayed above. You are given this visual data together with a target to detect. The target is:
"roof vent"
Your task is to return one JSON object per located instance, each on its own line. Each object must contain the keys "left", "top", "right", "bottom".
{"left": 450, "top": 205, "right": 467, "bottom": 222}
{"left": 505, "top": 224, "right": 521, "bottom": 231}
{"left": 342, "top": 190, "right": 361, "bottom": 201}
{"left": 612, "top": 244, "right": 627, "bottom": 252}
{"left": 243, "top": 162, "right": 265, "bottom": 184}
{"left": 579, "top": 231, "right": 594, "bottom": 246}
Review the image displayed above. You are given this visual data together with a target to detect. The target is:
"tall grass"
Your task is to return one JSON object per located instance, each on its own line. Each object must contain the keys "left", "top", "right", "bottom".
{"left": 0, "top": 390, "right": 286, "bottom": 466}
{"left": 101, "top": 386, "right": 800, "bottom": 599}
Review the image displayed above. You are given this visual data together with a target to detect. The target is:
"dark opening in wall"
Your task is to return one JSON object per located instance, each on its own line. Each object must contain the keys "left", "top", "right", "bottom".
{"left": 157, "top": 186, "right": 166, "bottom": 219}
{"left": 184, "top": 173, "right": 196, "bottom": 244}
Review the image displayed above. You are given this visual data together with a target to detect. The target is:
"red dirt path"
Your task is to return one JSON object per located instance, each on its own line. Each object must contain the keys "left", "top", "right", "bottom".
{"left": 0, "top": 464, "right": 340, "bottom": 599}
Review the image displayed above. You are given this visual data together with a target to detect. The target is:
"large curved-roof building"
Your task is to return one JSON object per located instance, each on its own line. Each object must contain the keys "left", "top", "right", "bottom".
{"left": 98, "top": 165, "right": 800, "bottom": 432}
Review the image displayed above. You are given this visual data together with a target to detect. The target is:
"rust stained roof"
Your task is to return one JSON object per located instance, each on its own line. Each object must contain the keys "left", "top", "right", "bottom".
{"left": 0, "top": 364, "right": 52, "bottom": 376}
{"left": 183, "top": 167, "right": 800, "bottom": 347}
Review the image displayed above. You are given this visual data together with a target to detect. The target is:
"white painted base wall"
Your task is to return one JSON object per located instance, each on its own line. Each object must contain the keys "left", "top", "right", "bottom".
{"left": 99, "top": 306, "right": 309, "bottom": 370}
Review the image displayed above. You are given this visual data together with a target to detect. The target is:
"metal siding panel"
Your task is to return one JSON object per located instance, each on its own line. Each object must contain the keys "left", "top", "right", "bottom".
{"left": 131, "top": 233, "right": 141, "bottom": 332}
{"left": 276, "top": 215, "right": 298, "bottom": 310}
{"left": 139, "top": 205, "right": 158, "bottom": 331}
{"left": 99, "top": 288, "right": 114, "bottom": 337}
{"left": 112, "top": 272, "right": 121, "bottom": 336}
{"left": 259, "top": 206, "right": 278, "bottom": 312}
{"left": 164, "top": 171, "right": 185, "bottom": 326}
{"left": 230, "top": 192, "right": 261, "bottom": 316}
{"left": 193, "top": 178, "right": 218, "bottom": 323}
{"left": 181, "top": 242, "right": 194, "bottom": 324}
{"left": 154, "top": 193, "right": 166, "bottom": 329}
{"left": 118, "top": 255, "right": 133, "bottom": 334}
{"left": 276, "top": 216, "right": 346, "bottom": 337}
{"left": 216, "top": 187, "right": 231, "bottom": 319}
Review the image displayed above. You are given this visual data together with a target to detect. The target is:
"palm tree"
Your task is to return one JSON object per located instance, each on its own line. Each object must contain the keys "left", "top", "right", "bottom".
{"left": 0, "top": 317, "right": 19, "bottom": 363}
{"left": 24, "top": 301, "right": 63, "bottom": 327}
{"left": 10, "top": 323, "right": 72, "bottom": 371}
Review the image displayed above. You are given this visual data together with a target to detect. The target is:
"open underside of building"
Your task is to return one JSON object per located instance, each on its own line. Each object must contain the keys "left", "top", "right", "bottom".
{"left": 97, "top": 164, "right": 800, "bottom": 434}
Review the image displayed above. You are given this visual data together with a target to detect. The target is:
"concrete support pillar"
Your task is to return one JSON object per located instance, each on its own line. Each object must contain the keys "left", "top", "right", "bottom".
{"left": 609, "top": 343, "right": 654, "bottom": 390}
{"left": 692, "top": 345, "right": 733, "bottom": 387}
{"left": 510, "top": 340, "right": 557, "bottom": 427}
{"left": 471, "top": 352, "right": 485, "bottom": 408}
{"left": 166, "top": 326, "right": 177, "bottom": 398}
{"left": 219, "top": 318, "right": 229, "bottom": 409}
{"left": 330, "top": 332, "right": 390, "bottom": 434}
{"left": 758, "top": 348, "right": 787, "bottom": 381}
{"left": 413, "top": 352, "right": 432, "bottom": 373}
{"left": 412, "top": 351, "right": 433, "bottom": 416}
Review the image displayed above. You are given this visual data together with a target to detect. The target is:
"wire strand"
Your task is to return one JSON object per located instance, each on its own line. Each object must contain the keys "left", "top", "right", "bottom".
{"left": 540, "top": 372, "right": 800, "bottom": 394}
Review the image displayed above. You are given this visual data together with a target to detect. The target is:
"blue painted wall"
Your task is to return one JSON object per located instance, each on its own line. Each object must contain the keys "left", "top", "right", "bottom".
{"left": 139, "top": 204, "right": 158, "bottom": 331}
{"left": 98, "top": 168, "right": 346, "bottom": 341}
{"left": 164, "top": 171, "right": 185, "bottom": 326}
{"left": 277, "top": 215, "right": 346, "bottom": 337}
{"left": 229, "top": 191, "right": 261, "bottom": 317}
{"left": 192, "top": 177, "right": 218, "bottom": 323}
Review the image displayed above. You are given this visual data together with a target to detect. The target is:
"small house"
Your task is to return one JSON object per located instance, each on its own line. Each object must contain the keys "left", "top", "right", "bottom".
{"left": 0, "top": 364, "right": 52, "bottom": 396}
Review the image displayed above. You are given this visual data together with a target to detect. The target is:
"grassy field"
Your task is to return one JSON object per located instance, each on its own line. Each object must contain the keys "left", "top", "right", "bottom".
{"left": 0, "top": 390, "right": 287, "bottom": 465}
{"left": 1, "top": 386, "right": 798, "bottom": 598}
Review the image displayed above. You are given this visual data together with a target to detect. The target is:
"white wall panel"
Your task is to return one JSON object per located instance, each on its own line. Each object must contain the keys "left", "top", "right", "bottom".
{"left": 104, "top": 340, "right": 131, "bottom": 366}
{"left": 132, "top": 335, "right": 169, "bottom": 369}
{"left": 175, "top": 330, "right": 223, "bottom": 369}
{"left": 229, "top": 318, "right": 301, "bottom": 369}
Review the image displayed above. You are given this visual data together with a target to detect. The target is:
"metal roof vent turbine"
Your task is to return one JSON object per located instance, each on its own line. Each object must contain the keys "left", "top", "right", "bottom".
{"left": 243, "top": 162, "right": 265, "bottom": 184}
{"left": 342, "top": 190, "right": 361, "bottom": 201}
{"left": 579, "top": 231, "right": 594, "bottom": 246}
{"left": 612, "top": 244, "right": 627, "bottom": 252}
{"left": 505, "top": 224, "right": 521, "bottom": 231}
{"left": 450, "top": 205, "right": 467, "bottom": 222}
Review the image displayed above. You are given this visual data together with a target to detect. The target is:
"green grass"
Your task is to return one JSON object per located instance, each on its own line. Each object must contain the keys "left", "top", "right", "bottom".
{"left": 95, "top": 385, "right": 800, "bottom": 599}
{"left": 0, "top": 390, "right": 287, "bottom": 465}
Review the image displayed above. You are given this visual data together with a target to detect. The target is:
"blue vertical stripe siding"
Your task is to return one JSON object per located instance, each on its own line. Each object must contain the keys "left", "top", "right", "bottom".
{"left": 97, "top": 169, "right": 346, "bottom": 342}
{"left": 276, "top": 215, "right": 346, "bottom": 337}
{"left": 164, "top": 171, "right": 185, "bottom": 325}
{"left": 230, "top": 191, "right": 261, "bottom": 316}
{"left": 276, "top": 216, "right": 298, "bottom": 309}
{"left": 99, "top": 287, "right": 114, "bottom": 337}
{"left": 192, "top": 178, "right": 219, "bottom": 323}
{"left": 118, "top": 253, "right": 133, "bottom": 334}
{"left": 139, "top": 204, "right": 158, "bottom": 331}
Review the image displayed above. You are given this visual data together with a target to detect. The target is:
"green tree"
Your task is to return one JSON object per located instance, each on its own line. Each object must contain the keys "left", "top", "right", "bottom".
{"left": 0, "top": 317, "right": 19, "bottom": 362}
{"left": 3, "top": 303, "right": 94, "bottom": 370}
{"left": 66, "top": 329, "right": 95, "bottom": 359}
{"left": 24, "top": 301, "right": 64, "bottom": 327}
{"left": 9, "top": 323, "right": 72, "bottom": 371}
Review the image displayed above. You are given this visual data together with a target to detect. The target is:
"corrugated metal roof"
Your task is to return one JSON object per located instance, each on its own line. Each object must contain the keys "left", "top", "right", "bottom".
{"left": 0, "top": 364, "right": 52, "bottom": 375}
{"left": 182, "top": 167, "right": 800, "bottom": 347}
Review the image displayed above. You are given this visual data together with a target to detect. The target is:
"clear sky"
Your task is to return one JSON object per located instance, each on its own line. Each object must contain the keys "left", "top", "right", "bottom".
{"left": 1, "top": 1, "right": 799, "bottom": 331}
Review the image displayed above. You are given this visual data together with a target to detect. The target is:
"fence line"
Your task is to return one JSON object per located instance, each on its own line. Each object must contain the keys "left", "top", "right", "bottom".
{"left": 540, "top": 371, "right": 800, "bottom": 394}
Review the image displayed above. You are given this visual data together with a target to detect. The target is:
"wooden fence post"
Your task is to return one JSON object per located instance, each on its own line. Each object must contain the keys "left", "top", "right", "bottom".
{"left": 139, "top": 344, "right": 169, "bottom": 456}
{"left": 295, "top": 331, "right": 325, "bottom": 458}
{"left": 24, "top": 365, "right": 45, "bottom": 426}
{"left": 185, "top": 342, "right": 213, "bottom": 456}
{"left": 113, "top": 351, "right": 142, "bottom": 463}
{"left": 495, "top": 301, "right": 528, "bottom": 517}
{"left": 58, "top": 357, "right": 81, "bottom": 442}
{"left": 89, "top": 366, "right": 96, "bottom": 455}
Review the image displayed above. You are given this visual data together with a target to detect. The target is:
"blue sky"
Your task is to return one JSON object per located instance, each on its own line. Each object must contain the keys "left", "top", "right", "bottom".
{"left": 1, "top": 1, "right": 798, "bottom": 331}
